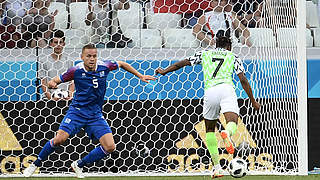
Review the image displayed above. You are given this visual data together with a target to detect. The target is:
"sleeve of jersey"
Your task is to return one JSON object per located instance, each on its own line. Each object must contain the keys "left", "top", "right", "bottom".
{"left": 60, "top": 66, "right": 77, "bottom": 83}
{"left": 234, "top": 57, "right": 245, "bottom": 75}
{"left": 104, "top": 60, "right": 119, "bottom": 71}
{"left": 187, "top": 51, "right": 203, "bottom": 65}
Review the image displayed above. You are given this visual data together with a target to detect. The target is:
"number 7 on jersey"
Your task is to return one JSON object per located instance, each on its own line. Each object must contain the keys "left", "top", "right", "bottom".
{"left": 211, "top": 58, "right": 224, "bottom": 78}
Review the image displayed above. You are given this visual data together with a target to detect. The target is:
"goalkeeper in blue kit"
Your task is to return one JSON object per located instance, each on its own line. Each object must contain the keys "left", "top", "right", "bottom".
{"left": 23, "top": 44, "right": 156, "bottom": 178}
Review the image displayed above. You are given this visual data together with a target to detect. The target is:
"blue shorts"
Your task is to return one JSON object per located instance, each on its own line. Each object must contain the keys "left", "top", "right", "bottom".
{"left": 59, "top": 111, "right": 112, "bottom": 140}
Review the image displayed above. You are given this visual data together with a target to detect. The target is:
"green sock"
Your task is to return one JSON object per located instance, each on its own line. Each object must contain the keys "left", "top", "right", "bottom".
{"left": 206, "top": 132, "right": 219, "bottom": 165}
{"left": 226, "top": 122, "right": 237, "bottom": 136}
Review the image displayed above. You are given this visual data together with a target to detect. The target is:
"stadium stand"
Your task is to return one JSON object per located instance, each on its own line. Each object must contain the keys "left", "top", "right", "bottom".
{"left": 123, "top": 29, "right": 162, "bottom": 48}
{"left": 277, "top": 28, "right": 313, "bottom": 47}
{"left": 48, "top": 2, "right": 68, "bottom": 29}
{"left": 69, "top": 2, "right": 91, "bottom": 46}
{"left": 117, "top": 1, "right": 143, "bottom": 33}
{"left": 248, "top": 28, "right": 276, "bottom": 48}
{"left": 306, "top": 1, "right": 320, "bottom": 28}
{"left": 0, "top": 0, "right": 319, "bottom": 49}
{"left": 70, "top": 2, "right": 88, "bottom": 29}
{"left": 162, "top": 28, "right": 199, "bottom": 48}
{"left": 61, "top": 28, "right": 88, "bottom": 48}
{"left": 312, "top": 28, "right": 320, "bottom": 47}
{"left": 146, "top": 13, "right": 181, "bottom": 30}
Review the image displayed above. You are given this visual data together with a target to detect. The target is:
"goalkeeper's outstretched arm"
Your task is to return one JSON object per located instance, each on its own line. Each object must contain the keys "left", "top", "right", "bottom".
{"left": 238, "top": 72, "right": 261, "bottom": 111}
{"left": 155, "top": 59, "right": 191, "bottom": 75}
{"left": 117, "top": 61, "right": 156, "bottom": 83}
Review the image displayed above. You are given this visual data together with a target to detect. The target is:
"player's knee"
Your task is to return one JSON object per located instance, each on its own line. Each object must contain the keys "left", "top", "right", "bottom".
{"left": 231, "top": 116, "right": 238, "bottom": 123}
{"left": 205, "top": 119, "right": 217, "bottom": 132}
{"left": 228, "top": 117, "right": 237, "bottom": 124}
{"left": 104, "top": 144, "right": 116, "bottom": 153}
{"left": 53, "top": 130, "right": 69, "bottom": 146}
{"left": 53, "top": 136, "right": 67, "bottom": 146}
{"left": 224, "top": 112, "right": 238, "bottom": 124}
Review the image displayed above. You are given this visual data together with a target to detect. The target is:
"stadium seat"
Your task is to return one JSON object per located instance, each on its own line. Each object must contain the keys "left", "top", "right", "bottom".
{"left": 48, "top": 2, "right": 67, "bottom": 14}
{"left": 61, "top": 29, "right": 89, "bottom": 48}
{"left": 306, "top": 28, "right": 314, "bottom": 47}
{"left": 117, "top": 2, "right": 143, "bottom": 33}
{"left": 248, "top": 28, "right": 276, "bottom": 47}
{"left": 69, "top": 2, "right": 90, "bottom": 30}
{"left": 306, "top": 1, "right": 320, "bottom": 28}
{"left": 312, "top": 28, "right": 320, "bottom": 47}
{"left": 276, "top": 28, "right": 313, "bottom": 47}
{"left": 162, "top": 29, "right": 200, "bottom": 48}
{"left": 146, "top": 13, "right": 181, "bottom": 30}
{"left": 48, "top": 2, "right": 68, "bottom": 29}
{"left": 69, "top": 2, "right": 92, "bottom": 44}
{"left": 123, "top": 29, "right": 162, "bottom": 48}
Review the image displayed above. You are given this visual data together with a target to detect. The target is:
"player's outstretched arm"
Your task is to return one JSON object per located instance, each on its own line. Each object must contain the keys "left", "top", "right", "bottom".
{"left": 117, "top": 61, "right": 156, "bottom": 83}
{"left": 155, "top": 59, "right": 191, "bottom": 76}
{"left": 237, "top": 72, "right": 261, "bottom": 111}
{"left": 48, "top": 76, "right": 62, "bottom": 89}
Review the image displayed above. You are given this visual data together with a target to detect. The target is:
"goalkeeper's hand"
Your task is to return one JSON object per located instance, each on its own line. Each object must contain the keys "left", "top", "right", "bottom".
{"left": 48, "top": 80, "right": 58, "bottom": 89}
{"left": 139, "top": 75, "right": 157, "bottom": 83}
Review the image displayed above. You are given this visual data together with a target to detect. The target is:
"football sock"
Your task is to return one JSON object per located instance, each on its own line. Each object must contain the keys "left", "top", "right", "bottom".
{"left": 226, "top": 122, "right": 237, "bottom": 136}
{"left": 34, "top": 139, "right": 56, "bottom": 167}
{"left": 78, "top": 146, "right": 109, "bottom": 168}
{"left": 206, "top": 132, "right": 219, "bottom": 165}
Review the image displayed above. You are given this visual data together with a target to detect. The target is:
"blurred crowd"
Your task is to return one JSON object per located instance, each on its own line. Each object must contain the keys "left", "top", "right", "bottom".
{"left": 0, "top": 0, "right": 315, "bottom": 49}
{"left": 0, "top": 0, "right": 133, "bottom": 48}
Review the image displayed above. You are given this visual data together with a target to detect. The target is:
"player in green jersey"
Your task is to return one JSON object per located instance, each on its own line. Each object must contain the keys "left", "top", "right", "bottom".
{"left": 156, "top": 36, "right": 260, "bottom": 178}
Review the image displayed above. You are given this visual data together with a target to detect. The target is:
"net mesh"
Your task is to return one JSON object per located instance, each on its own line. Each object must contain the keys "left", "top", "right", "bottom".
{"left": 0, "top": 0, "right": 302, "bottom": 176}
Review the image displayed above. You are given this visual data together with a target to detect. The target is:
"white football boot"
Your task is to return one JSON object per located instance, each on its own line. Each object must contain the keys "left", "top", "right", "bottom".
{"left": 71, "top": 161, "right": 85, "bottom": 179}
{"left": 23, "top": 164, "right": 37, "bottom": 177}
{"left": 211, "top": 164, "right": 224, "bottom": 179}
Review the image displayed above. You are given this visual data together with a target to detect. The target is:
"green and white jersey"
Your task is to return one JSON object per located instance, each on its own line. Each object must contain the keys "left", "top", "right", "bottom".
{"left": 187, "top": 48, "right": 244, "bottom": 90}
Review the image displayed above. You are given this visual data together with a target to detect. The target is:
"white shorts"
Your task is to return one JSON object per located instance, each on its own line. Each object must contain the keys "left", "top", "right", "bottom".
{"left": 203, "top": 83, "right": 239, "bottom": 120}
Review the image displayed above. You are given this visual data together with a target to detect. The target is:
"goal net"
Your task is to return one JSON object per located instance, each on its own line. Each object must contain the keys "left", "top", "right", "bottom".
{"left": 0, "top": 0, "right": 307, "bottom": 177}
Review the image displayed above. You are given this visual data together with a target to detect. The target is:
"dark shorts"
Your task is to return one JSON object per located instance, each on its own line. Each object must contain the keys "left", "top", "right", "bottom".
{"left": 59, "top": 111, "right": 112, "bottom": 140}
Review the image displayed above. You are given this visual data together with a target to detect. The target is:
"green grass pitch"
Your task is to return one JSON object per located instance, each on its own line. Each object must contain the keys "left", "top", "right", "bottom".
{"left": 1, "top": 175, "right": 320, "bottom": 180}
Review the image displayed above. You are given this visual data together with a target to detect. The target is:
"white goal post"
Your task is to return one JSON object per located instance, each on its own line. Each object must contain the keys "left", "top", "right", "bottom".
{"left": 296, "top": 0, "right": 308, "bottom": 175}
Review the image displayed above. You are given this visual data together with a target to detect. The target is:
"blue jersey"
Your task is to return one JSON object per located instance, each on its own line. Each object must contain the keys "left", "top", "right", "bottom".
{"left": 60, "top": 60, "right": 118, "bottom": 118}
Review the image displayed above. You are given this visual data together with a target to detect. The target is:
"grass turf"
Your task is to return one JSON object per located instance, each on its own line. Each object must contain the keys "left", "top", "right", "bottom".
{"left": 1, "top": 175, "right": 320, "bottom": 180}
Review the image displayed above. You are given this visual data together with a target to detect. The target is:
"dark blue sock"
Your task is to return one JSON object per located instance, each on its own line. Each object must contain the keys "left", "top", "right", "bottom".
{"left": 34, "top": 139, "right": 56, "bottom": 167}
{"left": 77, "top": 146, "right": 109, "bottom": 168}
